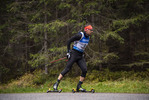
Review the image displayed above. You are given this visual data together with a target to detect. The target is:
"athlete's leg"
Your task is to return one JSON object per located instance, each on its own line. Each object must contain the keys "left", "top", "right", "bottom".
{"left": 76, "top": 57, "right": 87, "bottom": 91}
{"left": 53, "top": 51, "right": 77, "bottom": 90}
{"left": 80, "top": 76, "right": 85, "bottom": 82}
{"left": 58, "top": 74, "right": 63, "bottom": 80}
{"left": 61, "top": 55, "right": 76, "bottom": 77}
{"left": 77, "top": 57, "right": 87, "bottom": 79}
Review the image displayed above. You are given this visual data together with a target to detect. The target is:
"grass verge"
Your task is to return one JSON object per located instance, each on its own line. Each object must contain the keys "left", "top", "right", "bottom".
{"left": 0, "top": 77, "right": 149, "bottom": 93}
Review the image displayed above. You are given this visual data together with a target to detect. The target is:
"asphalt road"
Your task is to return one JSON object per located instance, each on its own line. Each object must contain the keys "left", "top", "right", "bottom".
{"left": 0, "top": 93, "right": 149, "bottom": 100}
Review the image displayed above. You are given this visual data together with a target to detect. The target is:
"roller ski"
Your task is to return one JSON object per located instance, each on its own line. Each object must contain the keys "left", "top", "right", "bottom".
{"left": 72, "top": 88, "right": 95, "bottom": 93}
{"left": 47, "top": 88, "right": 62, "bottom": 93}
{"left": 72, "top": 82, "right": 95, "bottom": 93}
{"left": 47, "top": 81, "right": 62, "bottom": 93}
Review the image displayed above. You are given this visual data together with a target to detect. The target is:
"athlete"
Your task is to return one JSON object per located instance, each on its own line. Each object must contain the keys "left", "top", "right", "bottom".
{"left": 53, "top": 25, "right": 93, "bottom": 92}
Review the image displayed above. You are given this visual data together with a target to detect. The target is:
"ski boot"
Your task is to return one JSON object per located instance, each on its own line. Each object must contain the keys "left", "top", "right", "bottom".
{"left": 76, "top": 84, "right": 86, "bottom": 92}
{"left": 53, "top": 82, "right": 59, "bottom": 90}
{"left": 47, "top": 80, "right": 62, "bottom": 93}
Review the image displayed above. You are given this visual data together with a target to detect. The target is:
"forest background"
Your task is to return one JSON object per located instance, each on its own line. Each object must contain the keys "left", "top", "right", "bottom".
{"left": 0, "top": 0, "right": 149, "bottom": 93}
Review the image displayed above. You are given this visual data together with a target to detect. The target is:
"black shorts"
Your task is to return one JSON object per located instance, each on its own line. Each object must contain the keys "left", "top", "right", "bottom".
{"left": 61, "top": 49, "right": 87, "bottom": 77}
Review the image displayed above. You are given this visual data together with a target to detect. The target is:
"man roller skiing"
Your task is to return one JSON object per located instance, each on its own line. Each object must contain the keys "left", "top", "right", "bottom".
{"left": 53, "top": 25, "right": 93, "bottom": 92}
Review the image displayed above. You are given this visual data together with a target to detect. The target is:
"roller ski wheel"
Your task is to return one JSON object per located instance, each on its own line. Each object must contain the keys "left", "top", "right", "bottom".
{"left": 47, "top": 88, "right": 62, "bottom": 93}
{"left": 91, "top": 88, "right": 95, "bottom": 93}
{"left": 72, "top": 88, "right": 76, "bottom": 93}
{"left": 72, "top": 88, "right": 95, "bottom": 93}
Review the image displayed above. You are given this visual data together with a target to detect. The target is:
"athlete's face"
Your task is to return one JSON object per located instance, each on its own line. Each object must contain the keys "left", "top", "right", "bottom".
{"left": 86, "top": 29, "right": 93, "bottom": 36}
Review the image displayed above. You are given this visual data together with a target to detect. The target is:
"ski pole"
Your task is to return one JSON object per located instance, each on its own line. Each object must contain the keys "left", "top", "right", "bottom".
{"left": 50, "top": 57, "right": 67, "bottom": 64}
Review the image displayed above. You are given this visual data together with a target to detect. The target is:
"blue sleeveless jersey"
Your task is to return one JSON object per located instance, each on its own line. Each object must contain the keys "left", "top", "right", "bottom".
{"left": 73, "top": 32, "right": 90, "bottom": 52}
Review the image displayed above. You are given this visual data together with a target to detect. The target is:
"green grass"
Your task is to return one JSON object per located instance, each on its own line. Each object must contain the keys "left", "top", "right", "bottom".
{"left": 89, "top": 80, "right": 149, "bottom": 93}
{"left": 59, "top": 78, "right": 149, "bottom": 93}
{"left": 0, "top": 69, "right": 149, "bottom": 93}
{"left": 0, "top": 77, "right": 149, "bottom": 93}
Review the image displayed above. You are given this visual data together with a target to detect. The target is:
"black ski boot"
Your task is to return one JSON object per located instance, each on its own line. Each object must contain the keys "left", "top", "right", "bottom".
{"left": 76, "top": 81, "right": 86, "bottom": 92}
{"left": 77, "top": 86, "right": 86, "bottom": 92}
{"left": 53, "top": 82, "right": 59, "bottom": 90}
{"left": 53, "top": 79, "right": 60, "bottom": 90}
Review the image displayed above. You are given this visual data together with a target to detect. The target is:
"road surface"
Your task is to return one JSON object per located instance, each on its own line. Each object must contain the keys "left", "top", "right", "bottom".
{"left": 0, "top": 93, "right": 149, "bottom": 100}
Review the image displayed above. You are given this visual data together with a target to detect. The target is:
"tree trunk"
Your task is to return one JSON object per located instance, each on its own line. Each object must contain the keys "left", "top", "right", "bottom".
{"left": 44, "top": 1, "right": 48, "bottom": 74}
{"left": 99, "top": 39, "right": 102, "bottom": 70}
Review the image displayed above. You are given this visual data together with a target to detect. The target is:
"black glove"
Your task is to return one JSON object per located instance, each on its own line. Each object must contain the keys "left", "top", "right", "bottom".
{"left": 67, "top": 51, "right": 71, "bottom": 59}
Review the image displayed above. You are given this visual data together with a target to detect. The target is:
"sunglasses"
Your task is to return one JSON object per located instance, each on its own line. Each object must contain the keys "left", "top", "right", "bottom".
{"left": 89, "top": 29, "right": 93, "bottom": 31}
